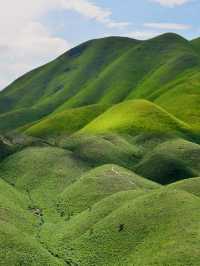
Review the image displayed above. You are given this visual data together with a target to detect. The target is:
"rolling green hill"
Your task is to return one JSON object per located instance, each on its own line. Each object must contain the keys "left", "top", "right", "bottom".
{"left": 1, "top": 33, "right": 200, "bottom": 265}
{"left": 52, "top": 188, "right": 200, "bottom": 266}
{"left": 25, "top": 103, "right": 108, "bottom": 137}
{"left": 78, "top": 99, "right": 191, "bottom": 136}
{"left": 1, "top": 33, "right": 200, "bottom": 133}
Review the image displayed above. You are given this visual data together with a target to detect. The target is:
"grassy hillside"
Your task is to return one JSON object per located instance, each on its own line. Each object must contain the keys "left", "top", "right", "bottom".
{"left": 59, "top": 133, "right": 144, "bottom": 172}
{"left": 0, "top": 146, "right": 89, "bottom": 221}
{"left": 57, "top": 164, "right": 159, "bottom": 216}
{"left": 42, "top": 188, "right": 200, "bottom": 266}
{"left": 78, "top": 99, "right": 191, "bottom": 136}
{"left": 0, "top": 173, "right": 65, "bottom": 265}
{"left": 135, "top": 138, "right": 200, "bottom": 184}
{"left": 0, "top": 132, "right": 200, "bottom": 265}
{"left": 1, "top": 33, "right": 200, "bottom": 265}
{"left": 191, "top": 37, "right": 200, "bottom": 55}
{"left": 25, "top": 104, "right": 108, "bottom": 137}
{"left": 0, "top": 37, "right": 137, "bottom": 131}
{"left": 168, "top": 176, "right": 200, "bottom": 197}
{"left": 1, "top": 33, "right": 200, "bottom": 133}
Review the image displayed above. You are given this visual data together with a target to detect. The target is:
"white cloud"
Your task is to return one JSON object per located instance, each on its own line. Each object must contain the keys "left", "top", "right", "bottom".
{"left": 0, "top": 0, "right": 130, "bottom": 90}
{"left": 124, "top": 31, "right": 160, "bottom": 40}
{"left": 12, "top": 23, "right": 70, "bottom": 59}
{"left": 145, "top": 22, "right": 191, "bottom": 30}
{"left": 0, "top": 22, "right": 71, "bottom": 89}
{"left": 58, "top": 0, "right": 130, "bottom": 29}
{"left": 150, "top": 0, "right": 190, "bottom": 7}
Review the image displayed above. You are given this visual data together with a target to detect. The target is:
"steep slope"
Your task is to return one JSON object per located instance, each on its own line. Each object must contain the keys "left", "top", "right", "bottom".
{"left": 0, "top": 37, "right": 137, "bottom": 113}
{"left": 0, "top": 37, "right": 137, "bottom": 131}
{"left": 127, "top": 34, "right": 200, "bottom": 100}
{"left": 1, "top": 33, "right": 200, "bottom": 133}
{"left": 191, "top": 37, "right": 200, "bottom": 55}
{"left": 154, "top": 69, "right": 200, "bottom": 132}
{"left": 60, "top": 33, "right": 199, "bottom": 108}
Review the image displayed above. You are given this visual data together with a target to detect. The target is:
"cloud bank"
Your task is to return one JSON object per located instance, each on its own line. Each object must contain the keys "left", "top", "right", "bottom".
{"left": 145, "top": 22, "right": 191, "bottom": 30}
{"left": 151, "top": 0, "right": 190, "bottom": 7}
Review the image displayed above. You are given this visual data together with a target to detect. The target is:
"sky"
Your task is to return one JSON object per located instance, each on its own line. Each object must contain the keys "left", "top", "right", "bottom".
{"left": 0, "top": 0, "right": 199, "bottom": 90}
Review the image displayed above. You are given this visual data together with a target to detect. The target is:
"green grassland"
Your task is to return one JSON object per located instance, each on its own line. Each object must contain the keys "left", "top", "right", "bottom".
{"left": 0, "top": 132, "right": 200, "bottom": 265}
{"left": 1, "top": 33, "right": 200, "bottom": 265}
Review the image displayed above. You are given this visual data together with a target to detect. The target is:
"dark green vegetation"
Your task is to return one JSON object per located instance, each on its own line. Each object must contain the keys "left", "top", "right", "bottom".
{"left": 1, "top": 33, "right": 200, "bottom": 265}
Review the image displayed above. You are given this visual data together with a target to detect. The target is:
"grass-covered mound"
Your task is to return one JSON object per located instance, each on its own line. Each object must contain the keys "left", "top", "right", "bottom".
{"left": 0, "top": 132, "right": 200, "bottom": 265}
{"left": 78, "top": 99, "right": 191, "bottom": 136}
{"left": 42, "top": 188, "right": 200, "bottom": 266}
{"left": 60, "top": 134, "right": 142, "bottom": 169}
{"left": 136, "top": 153, "right": 196, "bottom": 184}
{"left": 135, "top": 138, "right": 200, "bottom": 184}
{"left": 0, "top": 223, "right": 64, "bottom": 266}
{"left": 168, "top": 177, "right": 200, "bottom": 198}
{"left": 0, "top": 178, "right": 64, "bottom": 265}
{"left": 60, "top": 134, "right": 200, "bottom": 187}
{"left": 150, "top": 138, "right": 200, "bottom": 171}
{"left": 57, "top": 164, "right": 159, "bottom": 216}
{"left": 39, "top": 189, "right": 148, "bottom": 260}
{"left": 0, "top": 146, "right": 89, "bottom": 220}
{"left": 25, "top": 104, "right": 108, "bottom": 137}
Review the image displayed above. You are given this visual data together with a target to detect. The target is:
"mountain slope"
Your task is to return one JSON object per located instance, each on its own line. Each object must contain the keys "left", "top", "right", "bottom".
{"left": 191, "top": 37, "right": 200, "bottom": 55}
{"left": 1, "top": 33, "right": 200, "bottom": 133}
{"left": 0, "top": 37, "right": 137, "bottom": 131}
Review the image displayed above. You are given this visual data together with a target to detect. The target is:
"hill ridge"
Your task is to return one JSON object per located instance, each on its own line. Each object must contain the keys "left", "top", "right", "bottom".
{"left": 1, "top": 33, "right": 200, "bottom": 133}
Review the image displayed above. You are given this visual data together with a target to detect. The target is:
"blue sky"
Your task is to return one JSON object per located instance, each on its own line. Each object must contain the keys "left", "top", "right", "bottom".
{"left": 43, "top": 0, "right": 200, "bottom": 44}
{"left": 0, "top": 0, "right": 199, "bottom": 90}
